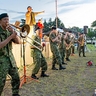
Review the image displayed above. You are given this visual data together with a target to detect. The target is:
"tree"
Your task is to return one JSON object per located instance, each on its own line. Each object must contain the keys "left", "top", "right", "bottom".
{"left": 54, "top": 17, "right": 65, "bottom": 28}
{"left": 71, "top": 26, "right": 82, "bottom": 32}
{"left": 43, "top": 19, "right": 51, "bottom": 33}
{"left": 91, "top": 20, "right": 96, "bottom": 27}
{"left": 43, "top": 17, "right": 65, "bottom": 33}
{"left": 86, "top": 28, "right": 96, "bottom": 44}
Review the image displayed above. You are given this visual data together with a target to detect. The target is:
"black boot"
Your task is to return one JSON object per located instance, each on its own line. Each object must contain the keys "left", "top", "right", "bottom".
{"left": 79, "top": 53, "right": 81, "bottom": 57}
{"left": 66, "top": 58, "right": 70, "bottom": 61}
{"left": 83, "top": 54, "right": 86, "bottom": 57}
{"left": 12, "top": 94, "right": 20, "bottom": 96}
{"left": 31, "top": 74, "right": 39, "bottom": 79}
{"left": 59, "top": 65, "right": 66, "bottom": 70}
{"left": 52, "top": 65, "right": 58, "bottom": 70}
{"left": 41, "top": 71, "right": 49, "bottom": 77}
{"left": 62, "top": 62, "right": 67, "bottom": 65}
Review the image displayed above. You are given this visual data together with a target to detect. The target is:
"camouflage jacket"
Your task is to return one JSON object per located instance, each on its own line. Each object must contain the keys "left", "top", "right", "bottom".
{"left": 65, "top": 35, "right": 71, "bottom": 44}
{"left": 58, "top": 34, "right": 65, "bottom": 49}
{"left": 0, "top": 26, "right": 17, "bottom": 67}
{"left": 49, "top": 32, "right": 58, "bottom": 52}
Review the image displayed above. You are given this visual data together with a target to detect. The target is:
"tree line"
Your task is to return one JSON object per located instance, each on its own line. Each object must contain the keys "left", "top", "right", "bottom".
{"left": 20, "top": 17, "right": 96, "bottom": 39}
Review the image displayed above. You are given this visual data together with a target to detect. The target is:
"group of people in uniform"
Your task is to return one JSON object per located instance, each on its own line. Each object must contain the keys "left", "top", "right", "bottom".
{"left": 0, "top": 5, "right": 86, "bottom": 96}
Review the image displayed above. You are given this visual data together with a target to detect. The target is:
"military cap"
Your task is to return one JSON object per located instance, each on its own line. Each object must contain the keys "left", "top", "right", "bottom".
{"left": 68, "top": 30, "right": 72, "bottom": 33}
{"left": 51, "top": 26, "right": 56, "bottom": 30}
{"left": 0, "top": 13, "right": 8, "bottom": 20}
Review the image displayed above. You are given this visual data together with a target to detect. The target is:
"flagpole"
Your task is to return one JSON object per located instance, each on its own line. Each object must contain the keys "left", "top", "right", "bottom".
{"left": 55, "top": 0, "right": 58, "bottom": 28}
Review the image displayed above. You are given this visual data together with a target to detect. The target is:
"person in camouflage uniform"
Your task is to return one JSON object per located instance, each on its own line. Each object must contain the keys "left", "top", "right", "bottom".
{"left": 78, "top": 33, "right": 86, "bottom": 57}
{"left": 49, "top": 26, "right": 66, "bottom": 70}
{"left": 0, "top": 13, "right": 21, "bottom": 96}
{"left": 58, "top": 31, "right": 67, "bottom": 65}
{"left": 70, "top": 33, "right": 76, "bottom": 56}
{"left": 64, "top": 31, "right": 72, "bottom": 61}
{"left": 30, "top": 27, "right": 49, "bottom": 79}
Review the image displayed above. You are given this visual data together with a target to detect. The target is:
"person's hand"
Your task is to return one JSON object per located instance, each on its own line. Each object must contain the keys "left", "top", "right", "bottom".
{"left": 11, "top": 31, "right": 17, "bottom": 39}
{"left": 7, "top": 25, "right": 14, "bottom": 33}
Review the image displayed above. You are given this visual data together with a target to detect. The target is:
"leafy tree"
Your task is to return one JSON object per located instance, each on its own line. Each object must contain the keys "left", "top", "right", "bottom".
{"left": 43, "top": 17, "right": 65, "bottom": 33}
{"left": 70, "top": 26, "right": 82, "bottom": 33}
{"left": 54, "top": 17, "right": 65, "bottom": 28}
{"left": 91, "top": 20, "right": 96, "bottom": 27}
{"left": 48, "top": 18, "right": 54, "bottom": 28}
{"left": 87, "top": 28, "right": 96, "bottom": 40}
{"left": 43, "top": 19, "right": 51, "bottom": 33}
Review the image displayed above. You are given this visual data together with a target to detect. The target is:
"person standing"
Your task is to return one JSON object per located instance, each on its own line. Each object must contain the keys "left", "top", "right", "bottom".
{"left": 0, "top": 13, "right": 21, "bottom": 96}
{"left": 58, "top": 31, "right": 67, "bottom": 65}
{"left": 78, "top": 33, "right": 86, "bottom": 57}
{"left": 64, "top": 31, "right": 72, "bottom": 61}
{"left": 49, "top": 26, "right": 66, "bottom": 70}
{"left": 70, "top": 33, "right": 75, "bottom": 56}
{"left": 30, "top": 27, "right": 49, "bottom": 79}
{"left": 25, "top": 6, "right": 44, "bottom": 37}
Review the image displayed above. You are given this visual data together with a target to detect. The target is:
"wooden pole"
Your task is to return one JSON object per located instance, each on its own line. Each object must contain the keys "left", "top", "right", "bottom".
{"left": 55, "top": 0, "right": 58, "bottom": 28}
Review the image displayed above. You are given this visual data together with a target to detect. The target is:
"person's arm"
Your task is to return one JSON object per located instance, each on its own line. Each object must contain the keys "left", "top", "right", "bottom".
{"left": 34, "top": 11, "right": 45, "bottom": 16}
{"left": 0, "top": 32, "right": 17, "bottom": 49}
{"left": 12, "top": 35, "right": 21, "bottom": 44}
{"left": 51, "top": 36, "right": 58, "bottom": 42}
{"left": 7, "top": 25, "right": 21, "bottom": 44}
{"left": 78, "top": 38, "right": 81, "bottom": 45}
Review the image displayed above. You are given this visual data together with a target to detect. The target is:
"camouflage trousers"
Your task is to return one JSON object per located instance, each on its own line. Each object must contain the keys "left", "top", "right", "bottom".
{"left": 65, "top": 47, "right": 71, "bottom": 58}
{"left": 79, "top": 45, "right": 85, "bottom": 56}
{"left": 59, "top": 48, "right": 65, "bottom": 63}
{"left": 32, "top": 53, "right": 47, "bottom": 74}
{"left": 0, "top": 57, "right": 20, "bottom": 95}
{"left": 51, "top": 47, "right": 62, "bottom": 66}
{"left": 71, "top": 45, "right": 75, "bottom": 54}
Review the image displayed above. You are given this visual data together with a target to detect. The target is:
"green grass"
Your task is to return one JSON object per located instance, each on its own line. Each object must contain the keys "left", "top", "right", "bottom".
{"left": 87, "top": 44, "right": 96, "bottom": 51}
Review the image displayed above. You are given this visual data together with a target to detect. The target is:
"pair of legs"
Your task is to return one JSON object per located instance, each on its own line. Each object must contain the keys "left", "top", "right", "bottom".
{"left": 71, "top": 45, "right": 75, "bottom": 54}
{"left": 51, "top": 48, "right": 66, "bottom": 70}
{"left": 79, "top": 46, "right": 86, "bottom": 57}
{"left": 0, "top": 57, "right": 20, "bottom": 96}
{"left": 31, "top": 53, "right": 48, "bottom": 79}
{"left": 65, "top": 48, "right": 71, "bottom": 61}
{"left": 59, "top": 48, "right": 67, "bottom": 64}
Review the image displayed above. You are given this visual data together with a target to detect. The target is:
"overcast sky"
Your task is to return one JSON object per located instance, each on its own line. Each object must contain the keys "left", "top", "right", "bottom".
{"left": 0, "top": 0, "right": 96, "bottom": 28}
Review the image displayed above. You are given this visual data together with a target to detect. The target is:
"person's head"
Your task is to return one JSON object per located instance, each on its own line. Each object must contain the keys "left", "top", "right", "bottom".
{"left": 51, "top": 26, "right": 57, "bottom": 33}
{"left": 38, "top": 18, "right": 42, "bottom": 23}
{"left": 80, "top": 33, "right": 84, "bottom": 37}
{"left": 27, "top": 6, "right": 32, "bottom": 12}
{"left": 0, "top": 13, "right": 9, "bottom": 28}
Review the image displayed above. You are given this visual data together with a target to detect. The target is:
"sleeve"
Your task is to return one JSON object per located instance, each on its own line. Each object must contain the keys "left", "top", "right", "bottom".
{"left": 49, "top": 33, "right": 56, "bottom": 41}
{"left": 78, "top": 37, "right": 80, "bottom": 42}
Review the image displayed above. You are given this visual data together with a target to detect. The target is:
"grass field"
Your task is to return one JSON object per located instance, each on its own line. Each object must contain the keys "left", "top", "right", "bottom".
{"left": 2, "top": 44, "right": 96, "bottom": 96}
